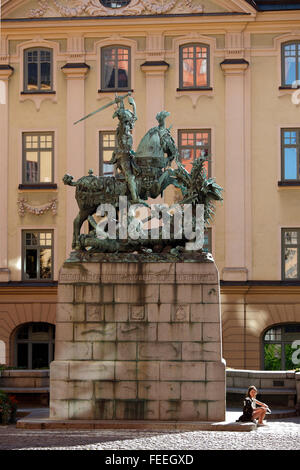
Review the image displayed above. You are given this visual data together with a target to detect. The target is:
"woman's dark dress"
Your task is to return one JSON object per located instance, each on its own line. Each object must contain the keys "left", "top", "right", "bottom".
{"left": 236, "top": 397, "right": 256, "bottom": 422}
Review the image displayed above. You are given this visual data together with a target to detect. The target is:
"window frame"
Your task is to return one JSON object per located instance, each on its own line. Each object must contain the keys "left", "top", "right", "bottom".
{"left": 22, "top": 131, "right": 55, "bottom": 185}
{"left": 179, "top": 43, "right": 210, "bottom": 90}
{"left": 22, "top": 229, "right": 54, "bottom": 282}
{"left": 262, "top": 323, "right": 300, "bottom": 370}
{"left": 100, "top": 45, "right": 131, "bottom": 92}
{"left": 281, "top": 41, "right": 300, "bottom": 87}
{"left": 99, "top": 130, "right": 116, "bottom": 177}
{"left": 23, "top": 47, "right": 53, "bottom": 93}
{"left": 281, "top": 228, "right": 300, "bottom": 281}
{"left": 178, "top": 128, "right": 212, "bottom": 176}
{"left": 15, "top": 322, "right": 55, "bottom": 369}
{"left": 281, "top": 128, "right": 300, "bottom": 182}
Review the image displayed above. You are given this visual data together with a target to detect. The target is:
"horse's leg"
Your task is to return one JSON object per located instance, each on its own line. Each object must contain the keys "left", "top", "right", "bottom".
{"left": 72, "top": 209, "right": 91, "bottom": 250}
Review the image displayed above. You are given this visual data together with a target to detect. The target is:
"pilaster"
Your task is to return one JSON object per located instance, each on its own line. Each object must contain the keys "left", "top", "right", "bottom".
{"left": 220, "top": 58, "right": 249, "bottom": 282}
{"left": 0, "top": 65, "right": 14, "bottom": 282}
{"left": 62, "top": 63, "right": 90, "bottom": 255}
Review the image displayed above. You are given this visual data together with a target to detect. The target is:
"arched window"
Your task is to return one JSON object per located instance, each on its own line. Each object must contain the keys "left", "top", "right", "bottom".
{"left": 24, "top": 48, "right": 53, "bottom": 92}
{"left": 282, "top": 41, "right": 300, "bottom": 86}
{"left": 263, "top": 323, "right": 300, "bottom": 370}
{"left": 101, "top": 45, "right": 130, "bottom": 91}
{"left": 15, "top": 323, "right": 55, "bottom": 369}
{"left": 0, "top": 340, "right": 5, "bottom": 365}
{"left": 179, "top": 43, "right": 210, "bottom": 89}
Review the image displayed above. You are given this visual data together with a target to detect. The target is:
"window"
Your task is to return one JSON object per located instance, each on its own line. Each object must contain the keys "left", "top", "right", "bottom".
{"left": 282, "top": 228, "right": 300, "bottom": 280}
{"left": 178, "top": 129, "right": 211, "bottom": 174}
{"left": 179, "top": 44, "right": 209, "bottom": 89}
{"left": 100, "top": 0, "right": 131, "bottom": 7}
{"left": 22, "top": 132, "right": 54, "bottom": 184}
{"left": 203, "top": 228, "right": 212, "bottom": 254}
{"left": 15, "top": 322, "right": 55, "bottom": 369}
{"left": 101, "top": 46, "right": 130, "bottom": 90}
{"left": 22, "top": 230, "right": 53, "bottom": 281}
{"left": 24, "top": 48, "right": 53, "bottom": 92}
{"left": 263, "top": 324, "right": 300, "bottom": 370}
{"left": 99, "top": 131, "right": 116, "bottom": 176}
{"left": 281, "top": 129, "right": 300, "bottom": 181}
{"left": 282, "top": 41, "right": 300, "bottom": 87}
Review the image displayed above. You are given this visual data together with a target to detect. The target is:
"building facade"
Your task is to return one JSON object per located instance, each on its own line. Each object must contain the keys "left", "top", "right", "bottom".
{"left": 1, "top": 0, "right": 300, "bottom": 371}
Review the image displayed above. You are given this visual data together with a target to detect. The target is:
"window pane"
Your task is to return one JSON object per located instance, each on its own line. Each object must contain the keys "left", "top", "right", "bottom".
{"left": 32, "top": 343, "right": 49, "bottom": 369}
{"left": 17, "top": 343, "right": 28, "bottom": 368}
{"left": 27, "top": 62, "right": 38, "bottom": 90}
{"left": 17, "top": 326, "right": 29, "bottom": 340}
{"left": 264, "top": 344, "right": 282, "bottom": 370}
{"left": 103, "top": 48, "right": 116, "bottom": 88}
{"left": 285, "top": 56, "right": 296, "bottom": 85}
{"left": 117, "top": 48, "right": 128, "bottom": 88}
{"left": 25, "top": 249, "right": 38, "bottom": 279}
{"left": 40, "top": 248, "right": 52, "bottom": 279}
{"left": 196, "top": 58, "right": 207, "bottom": 87}
{"left": 103, "top": 163, "right": 114, "bottom": 176}
{"left": 285, "top": 343, "right": 295, "bottom": 370}
{"left": 182, "top": 57, "right": 194, "bottom": 87}
{"left": 284, "top": 147, "right": 297, "bottom": 179}
{"left": 285, "top": 231, "right": 298, "bottom": 245}
{"left": 40, "top": 61, "right": 51, "bottom": 90}
{"left": 25, "top": 152, "right": 39, "bottom": 183}
{"left": 285, "top": 247, "right": 298, "bottom": 279}
{"left": 40, "top": 151, "right": 52, "bottom": 183}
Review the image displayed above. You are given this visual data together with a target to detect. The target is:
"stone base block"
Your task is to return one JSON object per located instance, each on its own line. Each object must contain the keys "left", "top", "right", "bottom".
{"left": 50, "top": 259, "right": 226, "bottom": 421}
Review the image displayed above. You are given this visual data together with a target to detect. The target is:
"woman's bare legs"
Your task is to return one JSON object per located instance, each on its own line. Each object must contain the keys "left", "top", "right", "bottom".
{"left": 252, "top": 407, "right": 266, "bottom": 424}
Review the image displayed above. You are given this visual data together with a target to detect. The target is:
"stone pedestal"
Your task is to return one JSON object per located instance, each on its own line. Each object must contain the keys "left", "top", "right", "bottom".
{"left": 50, "top": 259, "right": 226, "bottom": 421}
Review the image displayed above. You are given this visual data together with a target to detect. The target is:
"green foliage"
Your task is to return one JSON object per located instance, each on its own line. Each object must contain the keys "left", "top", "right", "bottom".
{"left": 264, "top": 344, "right": 282, "bottom": 370}
{"left": 0, "top": 390, "right": 18, "bottom": 425}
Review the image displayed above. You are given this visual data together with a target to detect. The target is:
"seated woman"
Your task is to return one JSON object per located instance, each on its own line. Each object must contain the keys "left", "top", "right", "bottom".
{"left": 237, "top": 385, "right": 269, "bottom": 426}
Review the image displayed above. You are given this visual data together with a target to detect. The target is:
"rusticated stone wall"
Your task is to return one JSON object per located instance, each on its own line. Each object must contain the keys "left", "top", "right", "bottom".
{"left": 50, "top": 260, "right": 226, "bottom": 421}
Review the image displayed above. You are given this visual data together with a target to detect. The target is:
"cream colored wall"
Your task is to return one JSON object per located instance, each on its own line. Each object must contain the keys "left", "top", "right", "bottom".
{"left": 7, "top": 58, "right": 67, "bottom": 281}
{"left": 251, "top": 51, "right": 300, "bottom": 280}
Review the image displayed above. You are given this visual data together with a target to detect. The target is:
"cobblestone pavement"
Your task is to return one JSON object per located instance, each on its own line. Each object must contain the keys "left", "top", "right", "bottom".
{"left": 0, "top": 415, "right": 299, "bottom": 450}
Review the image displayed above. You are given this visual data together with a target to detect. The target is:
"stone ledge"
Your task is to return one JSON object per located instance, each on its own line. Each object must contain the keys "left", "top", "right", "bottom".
{"left": 16, "top": 409, "right": 256, "bottom": 432}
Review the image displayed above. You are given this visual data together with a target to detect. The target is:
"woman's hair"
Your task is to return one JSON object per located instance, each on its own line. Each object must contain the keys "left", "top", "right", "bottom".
{"left": 246, "top": 385, "right": 257, "bottom": 398}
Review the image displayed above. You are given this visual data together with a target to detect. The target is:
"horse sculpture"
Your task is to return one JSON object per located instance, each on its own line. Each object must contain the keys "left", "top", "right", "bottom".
{"left": 63, "top": 101, "right": 180, "bottom": 250}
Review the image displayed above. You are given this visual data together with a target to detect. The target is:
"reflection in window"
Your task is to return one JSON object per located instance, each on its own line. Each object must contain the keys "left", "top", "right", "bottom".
{"left": 180, "top": 44, "right": 209, "bottom": 89}
{"left": 23, "top": 231, "right": 53, "bottom": 281}
{"left": 203, "top": 228, "right": 212, "bottom": 254}
{"left": 178, "top": 129, "right": 211, "bottom": 174}
{"left": 99, "top": 131, "right": 116, "bottom": 176}
{"left": 282, "top": 42, "right": 300, "bottom": 86}
{"left": 24, "top": 48, "right": 52, "bottom": 92}
{"left": 281, "top": 129, "right": 300, "bottom": 181}
{"left": 23, "top": 133, "right": 54, "bottom": 184}
{"left": 263, "top": 324, "right": 300, "bottom": 370}
{"left": 282, "top": 228, "right": 300, "bottom": 280}
{"left": 15, "top": 323, "right": 55, "bottom": 369}
{"left": 101, "top": 46, "right": 130, "bottom": 90}
{"left": 100, "top": 0, "right": 131, "bottom": 7}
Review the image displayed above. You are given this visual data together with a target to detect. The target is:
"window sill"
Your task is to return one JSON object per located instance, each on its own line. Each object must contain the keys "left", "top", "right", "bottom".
{"left": 18, "top": 184, "right": 57, "bottom": 190}
{"left": 98, "top": 89, "right": 133, "bottom": 93}
{"left": 176, "top": 87, "right": 213, "bottom": 91}
{"left": 278, "top": 181, "right": 300, "bottom": 187}
{"left": 21, "top": 91, "right": 56, "bottom": 95}
{"left": 279, "top": 85, "right": 300, "bottom": 90}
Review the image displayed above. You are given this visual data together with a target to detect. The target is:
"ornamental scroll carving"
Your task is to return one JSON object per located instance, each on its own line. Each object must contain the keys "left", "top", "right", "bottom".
{"left": 28, "top": 0, "right": 204, "bottom": 18}
{"left": 17, "top": 198, "right": 58, "bottom": 217}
